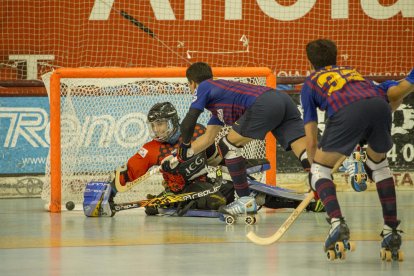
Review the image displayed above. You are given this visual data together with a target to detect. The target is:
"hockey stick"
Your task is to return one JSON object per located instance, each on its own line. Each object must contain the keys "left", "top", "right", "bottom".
{"left": 246, "top": 157, "right": 346, "bottom": 245}
{"left": 120, "top": 10, "right": 156, "bottom": 38}
{"left": 114, "top": 165, "right": 160, "bottom": 193}
{"left": 113, "top": 177, "right": 223, "bottom": 213}
{"left": 119, "top": 10, "right": 191, "bottom": 65}
{"left": 114, "top": 167, "right": 224, "bottom": 213}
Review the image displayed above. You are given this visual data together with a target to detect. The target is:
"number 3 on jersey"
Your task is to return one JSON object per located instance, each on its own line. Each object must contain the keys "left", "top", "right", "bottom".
{"left": 317, "top": 68, "right": 365, "bottom": 95}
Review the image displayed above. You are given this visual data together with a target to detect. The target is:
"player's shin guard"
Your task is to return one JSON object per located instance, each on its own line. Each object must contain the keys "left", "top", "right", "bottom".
{"left": 310, "top": 163, "right": 342, "bottom": 219}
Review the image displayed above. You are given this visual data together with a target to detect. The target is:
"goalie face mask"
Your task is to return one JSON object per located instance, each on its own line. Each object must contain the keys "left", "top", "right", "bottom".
{"left": 148, "top": 119, "right": 180, "bottom": 144}
{"left": 147, "top": 102, "right": 180, "bottom": 144}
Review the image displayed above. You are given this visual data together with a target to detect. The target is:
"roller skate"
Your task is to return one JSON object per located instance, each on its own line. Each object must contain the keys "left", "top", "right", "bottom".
{"left": 380, "top": 223, "right": 404, "bottom": 262}
{"left": 347, "top": 147, "right": 368, "bottom": 192}
{"left": 218, "top": 196, "right": 257, "bottom": 225}
{"left": 324, "top": 217, "right": 356, "bottom": 260}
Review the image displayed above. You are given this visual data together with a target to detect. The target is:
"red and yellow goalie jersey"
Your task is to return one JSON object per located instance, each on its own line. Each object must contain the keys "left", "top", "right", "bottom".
{"left": 119, "top": 123, "right": 206, "bottom": 186}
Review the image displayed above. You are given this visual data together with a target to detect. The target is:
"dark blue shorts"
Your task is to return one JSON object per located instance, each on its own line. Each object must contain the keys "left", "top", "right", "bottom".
{"left": 319, "top": 97, "right": 393, "bottom": 156}
{"left": 232, "top": 90, "right": 305, "bottom": 151}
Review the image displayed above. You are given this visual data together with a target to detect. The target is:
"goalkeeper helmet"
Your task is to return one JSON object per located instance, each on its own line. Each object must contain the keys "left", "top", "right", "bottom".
{"left": 147, "top": 102, "right": 180, "bottom": 144}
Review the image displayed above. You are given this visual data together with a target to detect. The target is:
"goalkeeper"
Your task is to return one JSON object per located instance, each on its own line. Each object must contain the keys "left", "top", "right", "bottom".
{"left": 111, "top": 102, "right": 230, "bottom": 215}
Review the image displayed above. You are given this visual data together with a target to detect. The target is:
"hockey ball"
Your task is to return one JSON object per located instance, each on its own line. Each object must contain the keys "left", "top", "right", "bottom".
{"left": 66, "top": 201, "right": 75, "bottom": 211}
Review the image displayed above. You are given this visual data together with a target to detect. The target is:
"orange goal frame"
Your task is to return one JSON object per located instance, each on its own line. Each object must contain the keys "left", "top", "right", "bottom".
{"left": 49, "top": 67, "right": 277, "bottom": 212}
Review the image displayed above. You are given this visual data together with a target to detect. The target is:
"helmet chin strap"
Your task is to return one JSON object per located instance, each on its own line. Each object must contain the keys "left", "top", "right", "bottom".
{"left": 167, "top": 129, "right": 181, "bottom": 144}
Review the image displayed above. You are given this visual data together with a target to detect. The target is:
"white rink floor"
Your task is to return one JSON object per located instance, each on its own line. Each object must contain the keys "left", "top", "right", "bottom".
{"left": 0, "top": 191, "right": 413, "bottom": 276}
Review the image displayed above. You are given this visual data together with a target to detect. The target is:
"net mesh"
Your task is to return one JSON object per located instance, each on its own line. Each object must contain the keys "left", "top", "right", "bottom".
{"left": 41, "top": 75, "right": 268, "bottom": 205}
{"left": 1, "top": 1, "right": 413, "bottom": 80}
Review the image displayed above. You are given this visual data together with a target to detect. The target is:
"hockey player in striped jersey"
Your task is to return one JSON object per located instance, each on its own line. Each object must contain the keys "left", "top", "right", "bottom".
{"left": 167, "top": 62, "right": 314, "bottom": 218}
{"left": 301, "top": 39, "right": 406, "bottom": 260}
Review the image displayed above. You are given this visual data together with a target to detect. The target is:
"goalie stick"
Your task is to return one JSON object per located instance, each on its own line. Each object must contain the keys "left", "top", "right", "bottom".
{"left": 114, "top": 165, "right": 160, "bottom": 193}
{"left": 113, "top": 182, "right": 222, "bottom": 213}
{"left": 114, "top": 167, "right": 223, "bottom": 213}
{"left": 246, "top": 157, "right": 345, "bottom": 245}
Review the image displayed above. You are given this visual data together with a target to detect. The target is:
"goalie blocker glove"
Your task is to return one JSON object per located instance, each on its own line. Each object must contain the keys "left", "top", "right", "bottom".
{"left": 161, "top": 152, "right": 208, "bottom": 192}
{"left": 177, "top": 142, "right": 194, "bottom": 162}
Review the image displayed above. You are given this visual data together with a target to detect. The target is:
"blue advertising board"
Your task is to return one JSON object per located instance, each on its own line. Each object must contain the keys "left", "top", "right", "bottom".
{"left": 0, "top": 95, "right": 211, "bottom": 175}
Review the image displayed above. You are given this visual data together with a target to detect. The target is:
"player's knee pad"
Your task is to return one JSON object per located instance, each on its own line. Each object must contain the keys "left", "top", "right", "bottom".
{"left": 309, "top": 163, "right": 333, "bottom": 191}
{"left": 217, "top": 136, "right": 242, "bottom": 159}
{"left": 299, "top": 149, "right": 311, "bottom": 171}
{"left": 205, "top": 143, "right": 224, "bottom": 166}
{"left": 365, "top": 156, "right": 392, "bottom": 183}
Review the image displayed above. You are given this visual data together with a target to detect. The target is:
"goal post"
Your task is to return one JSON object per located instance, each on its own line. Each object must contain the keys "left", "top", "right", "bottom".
{"left": 47, "top": 67, "right": 276, "bottom": 213}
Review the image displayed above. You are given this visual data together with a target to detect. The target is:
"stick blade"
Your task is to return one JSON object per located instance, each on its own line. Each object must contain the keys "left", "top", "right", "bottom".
{"left": 246, "top": 192, "right": 315, "bottom": 245}
{"left": 246, "top": 231, "right": 279, "bottom": 245}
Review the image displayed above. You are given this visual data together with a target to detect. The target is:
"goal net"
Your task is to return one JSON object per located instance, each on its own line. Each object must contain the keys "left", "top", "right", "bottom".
{"left": 42, "top": 67, "right": 276, "bottom": 212}
{"left": 1, "top": 1, "right": 413, "bottom": 80}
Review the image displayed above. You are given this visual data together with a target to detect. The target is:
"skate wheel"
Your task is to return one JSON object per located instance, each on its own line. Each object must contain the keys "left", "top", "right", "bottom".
{"left": 354, "top": 174, "right": 363, "bottom": 183}
{"left": 380, "top": 248, "right": 386, "bottom": 260}
{"left": 353, "top": 152, "right": 360, "bottom": 160}
{"left": 225, "top": 215, "right": 235, "bottom": 225}
{"left": 338, "top": 251, "right": 346, "bottom": 260}
{"left": 347, "top": 241, "right": 356, "bottom": 252}
{"left": 245, "top": 216, "right": 256, "bottom": 225}
{"left": 361, "top": 152, "right": 367, "bottom": 162}
{"left": 385, "top": 250, "right": 392, "bottom": 262}
{"left": 335, "top": 242, "right": 345, "bottom": 253}
{"left": 326, "top": 250, "right": 336, "bottom": 261}
{"left": 397, "top": 250, "right": 404, "bottom": 262}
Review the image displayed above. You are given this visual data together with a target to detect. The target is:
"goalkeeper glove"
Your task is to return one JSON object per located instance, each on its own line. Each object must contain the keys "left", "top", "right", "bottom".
{"left": 177, "top": 142, "right": 194, "bottom": 162}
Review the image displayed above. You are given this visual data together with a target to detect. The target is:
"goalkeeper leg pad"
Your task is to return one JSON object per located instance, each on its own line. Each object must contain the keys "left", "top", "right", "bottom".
{"left": 83, "top": 182, "right": 115, "bottom": 217}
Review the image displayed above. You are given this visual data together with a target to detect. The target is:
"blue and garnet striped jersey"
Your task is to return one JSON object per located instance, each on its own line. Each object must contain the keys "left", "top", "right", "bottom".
{"left": 190, "top": 79, "right": 273, "bottom": 125}
{"left": 300, "top": 65, "right": 388, "bottom": 124}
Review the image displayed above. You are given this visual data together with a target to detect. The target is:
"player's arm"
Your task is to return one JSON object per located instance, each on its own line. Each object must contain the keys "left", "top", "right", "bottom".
{"left": 300, "top": 82, "right": 319, "bottom": 163}
{"left": 387, "top": 80, "right": 414, "bottom": 106}
{"left": 176, "top": 108, "right": 203, "bottom": 161}
{"left": 380, "top": 69, "right": 414, "bottom": 111}
{"left": 191, "top": 124, "right": 222, "bottom": 154}
{"left": 181, "top": 108, "right": 202, "bottom": 144}
{"left": 304, "top": 122, "right": 318, "bottom": 163}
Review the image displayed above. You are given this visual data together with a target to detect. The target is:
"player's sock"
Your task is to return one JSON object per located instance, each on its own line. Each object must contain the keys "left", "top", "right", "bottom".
{"left": 315, "top": 179, "right": 342, "bottom": 218}
{"left": 376, "top": 177, "right": 398, "bottom": 228}
{"left": 225, "top": 156, "right": 250, "bottom": 197}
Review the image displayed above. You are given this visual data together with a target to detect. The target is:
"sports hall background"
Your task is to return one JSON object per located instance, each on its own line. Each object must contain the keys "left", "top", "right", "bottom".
{"left": 0, "top": 1, "right": 413, "bottom": 197}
